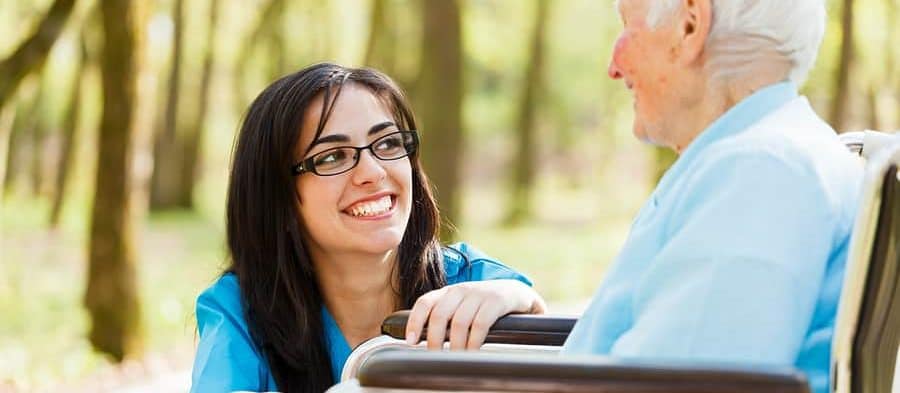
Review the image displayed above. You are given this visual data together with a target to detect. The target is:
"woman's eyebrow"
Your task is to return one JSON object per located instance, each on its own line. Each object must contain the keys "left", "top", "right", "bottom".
{"left": 310, "top": 133, "right": 349, "bottom": 147}
{"left": 309, "top": 121, "right": 398, "bottom": 148}
{"left": 368, "top": 121, "right": 396, "bottom": 135}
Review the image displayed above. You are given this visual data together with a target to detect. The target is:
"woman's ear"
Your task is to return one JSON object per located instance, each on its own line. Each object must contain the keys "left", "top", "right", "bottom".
{"left": 679, "top": 0, "right": 712, "bottom": 65}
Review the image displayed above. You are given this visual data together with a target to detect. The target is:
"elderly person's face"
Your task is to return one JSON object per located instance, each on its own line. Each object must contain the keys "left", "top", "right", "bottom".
{"left": 609, "top": 0, "right": 707, "bottom": 149}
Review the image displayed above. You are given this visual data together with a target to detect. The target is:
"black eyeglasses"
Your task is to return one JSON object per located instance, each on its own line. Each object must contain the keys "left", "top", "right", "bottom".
{"left": 292, "top": 131, "right": 419, "bottom": 176}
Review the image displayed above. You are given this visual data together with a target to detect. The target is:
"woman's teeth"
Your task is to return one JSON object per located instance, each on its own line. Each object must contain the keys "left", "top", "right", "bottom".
{"left": 347, "top": 195, "right": 392, "bottom": 217}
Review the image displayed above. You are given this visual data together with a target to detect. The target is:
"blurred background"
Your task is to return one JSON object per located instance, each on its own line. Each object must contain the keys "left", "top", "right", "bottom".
{"left": 0, "top": 0, "right": 896, "bottom": 391}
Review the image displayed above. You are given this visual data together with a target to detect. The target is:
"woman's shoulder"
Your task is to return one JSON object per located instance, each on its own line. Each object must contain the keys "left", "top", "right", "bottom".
{"left": 442, "top": 242, "right": 532, "bottom": 286}
{"left": 192, "top": 273, "right": 274, "bottom": 391}
{"left": 198, "top": 273, "right": 240, "bottom": 306}
{"left": 196, "top": 273, "right": 247, "bottom": 332}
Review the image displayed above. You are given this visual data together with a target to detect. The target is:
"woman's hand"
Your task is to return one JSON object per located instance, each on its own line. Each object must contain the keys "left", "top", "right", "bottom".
{"left": 404, "top": 280, "right": 546, "bottom": 350}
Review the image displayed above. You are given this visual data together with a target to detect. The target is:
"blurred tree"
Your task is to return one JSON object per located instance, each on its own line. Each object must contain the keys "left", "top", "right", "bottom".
{"left": 267, "top": 0, "right": 287, "bottom": 80}
{"left": 364, "top": 0, "right": 397, "bottom": 76}
{"left": 3, "top": 77, "right": 43, "bottom": 198}
{"left": 49, "top": 33, "right": 89, "bottom": 227}
{"left": 234, "top": 0, "right": 286, "bottom": 115}
{"left": 29, "top": 81, "right": 50, "bottom": 197}
{"left": 867, "top": 84, "right": 880, "bottom": 130}
{"left": 85, "top": 0, "right": 143, "bottom": 361}
{"left": 0, "top": 0, "right": 77, "bottom": 112}
{"left": 307, "top": 1, "right": 336, "bottom": 63}
{"left": 830, "top": 0, "right": 855, "bottom": 132}
{"left": 364, "top": 0, "right": 421, "bottom": 96}
{"left": 417, "top": 0, "right": 463, "bottom": 240}
{"left": 505, "top": 0, "right": 550, "bottom": 226}
{"left": 0, "top": 102, "right": 13, "bottom": 192}
{"left": 149, "top": 0, "right": 185, "bottom": 210}
{"left": 177, "top": 0, "right": 220, "bottom": 208}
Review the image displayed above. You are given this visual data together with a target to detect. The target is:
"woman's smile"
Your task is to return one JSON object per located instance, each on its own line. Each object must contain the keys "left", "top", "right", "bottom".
{"left": 343, "top": 194, "right": 396, "bottom": 219}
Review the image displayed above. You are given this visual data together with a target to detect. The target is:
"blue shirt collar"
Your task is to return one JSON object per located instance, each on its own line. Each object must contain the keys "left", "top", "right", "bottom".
{"left": 655, "top": 81, "right": 798, "bottom": 199}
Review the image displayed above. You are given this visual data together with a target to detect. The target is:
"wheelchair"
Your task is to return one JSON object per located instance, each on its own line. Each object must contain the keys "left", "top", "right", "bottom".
{"left": 329, "top": 131, "right": 900, "bottom": 393}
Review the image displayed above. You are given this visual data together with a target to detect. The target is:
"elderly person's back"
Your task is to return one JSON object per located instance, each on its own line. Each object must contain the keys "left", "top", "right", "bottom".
{"left": 561, "top": 2, "right": 862, "bottom": 393}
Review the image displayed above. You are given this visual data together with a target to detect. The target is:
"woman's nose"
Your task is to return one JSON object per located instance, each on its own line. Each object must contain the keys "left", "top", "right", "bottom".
{"left": 350, "top": 149, "right": 388, "bottom": 185}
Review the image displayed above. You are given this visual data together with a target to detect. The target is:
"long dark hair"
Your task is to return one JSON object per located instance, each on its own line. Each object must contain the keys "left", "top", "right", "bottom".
{"left": 225, "top": 63, "right": 446, "bottom": 392}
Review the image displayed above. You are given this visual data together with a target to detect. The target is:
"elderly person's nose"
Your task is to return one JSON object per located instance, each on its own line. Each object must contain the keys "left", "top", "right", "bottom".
{"left": 608, "top": 60, "right": 623, "bottom": 80}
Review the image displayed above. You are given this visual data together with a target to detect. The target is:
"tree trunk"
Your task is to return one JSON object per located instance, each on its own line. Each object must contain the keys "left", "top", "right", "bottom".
{"left": 4, "top": 79, "right": 44, "bottom": 198}
{"left": 505, "top": 0, "right": 550, "bottom": 226}
{"left": 85, "top": 0, "right": 143, "bottom": 361}
{"left": 2, "top": 95, "right": 31, "bottom": 198}
{"left": 417, "top": 0, "right": 463, "bottom": 240}
{"left": 233, "top": 0, "right": 285, "bottom": 115}
{"left": 363, "top": 0, "right": 397, "bottom": 75}
{"left": 829, "top": 0, "right": 855, "bottom": 132}
{"left": 0, "top": 102, "right": 14, "bottom": 194}
{"left": 267, "top": 0, "right": 287, "bottom": 80}
{"left": 867, "top": 84, "right": 880, "bottom": 131}
{"left": 177, "top": 0, "right": 220, "bottom": 208}
{"left": 50, "top": 34, "right": 88, "bottom": 227}
{"left": 29, "top": 86, "right": 48, "bottom": 197}
{"left": 0, "top": 0, "right": 77, "bottom": 111}
{"left": 149, "top": 0, "right": 185, "bottom": 210}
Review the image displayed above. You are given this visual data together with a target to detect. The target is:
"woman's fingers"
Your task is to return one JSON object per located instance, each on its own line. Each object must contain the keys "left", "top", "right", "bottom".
{"left": 407, "top": 281, "right": 542, "bottom": 350}
{"left": 406, "top": 289, "right": 441, "bottom": 345}
{"left": 466, "top": 300, "right": 504, "bottom": 350}
{"left": 425, "top": 287, "right": 466, "bottom": 349}
{"left": 448, "top": 296, "right": 483, "bottom": 350}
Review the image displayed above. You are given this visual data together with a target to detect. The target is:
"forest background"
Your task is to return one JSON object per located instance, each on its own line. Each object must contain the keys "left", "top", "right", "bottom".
{"left": 0, "top": 0, "right": 896, "bottom": 391}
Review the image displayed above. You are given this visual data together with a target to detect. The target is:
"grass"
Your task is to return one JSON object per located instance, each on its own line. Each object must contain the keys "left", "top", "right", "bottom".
{"left": 0, "top": 170, "right": 649, "bottom": 389}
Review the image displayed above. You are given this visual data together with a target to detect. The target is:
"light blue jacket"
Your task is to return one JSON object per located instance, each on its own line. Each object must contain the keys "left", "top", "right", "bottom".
{"left": 190, "top": 243, "right": 531, "bottom": 392}
{"left": 562, "top": 82, "right": 863, "bottom": 393}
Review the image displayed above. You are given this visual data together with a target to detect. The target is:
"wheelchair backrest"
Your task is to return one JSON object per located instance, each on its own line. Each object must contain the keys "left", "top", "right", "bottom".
{"left": 831, "top": 142, "right": 900, "bottom": 393}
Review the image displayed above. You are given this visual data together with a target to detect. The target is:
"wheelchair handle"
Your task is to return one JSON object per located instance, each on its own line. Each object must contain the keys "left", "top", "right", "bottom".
{"left": 381, "top": 310, "right": 577, "bottom": 346}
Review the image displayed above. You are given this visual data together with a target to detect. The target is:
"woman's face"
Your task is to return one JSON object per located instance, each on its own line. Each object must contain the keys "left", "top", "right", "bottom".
{"left": 294, "top": 84, "right": 413, "bottom": 259}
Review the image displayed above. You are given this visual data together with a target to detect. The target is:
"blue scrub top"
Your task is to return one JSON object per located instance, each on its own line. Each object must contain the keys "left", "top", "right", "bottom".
{"left": 190, "top": 242, "right": 532, "bottom": 392}
{"left": 562, "top": 82, "right": 863, "bottom": 393}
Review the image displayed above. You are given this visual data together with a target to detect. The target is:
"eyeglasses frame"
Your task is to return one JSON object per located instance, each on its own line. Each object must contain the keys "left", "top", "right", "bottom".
{"left": 291, "top": 130, "right": 419, "bottom": 176}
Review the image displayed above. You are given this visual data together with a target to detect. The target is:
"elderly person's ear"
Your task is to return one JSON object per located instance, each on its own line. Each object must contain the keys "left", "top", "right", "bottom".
{"left": 679, "top": 0, "right": 712, "bottom": 65}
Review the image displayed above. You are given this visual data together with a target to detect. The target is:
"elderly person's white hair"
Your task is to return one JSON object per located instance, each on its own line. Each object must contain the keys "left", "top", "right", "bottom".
{"left": 642, "top": 0, "right": 826, "bottom": 86}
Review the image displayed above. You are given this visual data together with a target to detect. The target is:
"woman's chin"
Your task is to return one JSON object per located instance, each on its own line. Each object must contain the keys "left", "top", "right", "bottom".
{"left": 352, "top": 233, "right": 405, "bottom": 255}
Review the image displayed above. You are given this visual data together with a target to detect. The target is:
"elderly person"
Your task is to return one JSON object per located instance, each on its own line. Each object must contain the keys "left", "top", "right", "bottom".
{"left": 561, "top": 1, "right": 861, "bottom": 393}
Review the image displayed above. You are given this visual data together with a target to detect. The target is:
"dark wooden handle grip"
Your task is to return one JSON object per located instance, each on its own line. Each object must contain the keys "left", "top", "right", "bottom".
{"left": 381, "top": 310, "right": 577, "bottom": 346}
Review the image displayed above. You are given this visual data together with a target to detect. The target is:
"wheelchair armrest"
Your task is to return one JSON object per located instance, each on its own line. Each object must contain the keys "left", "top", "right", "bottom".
{"left": 357, "top": 350, "right": 811, "bottom": 393}
{"left": 381, "top": 310, "right": 577, "bottom": 346}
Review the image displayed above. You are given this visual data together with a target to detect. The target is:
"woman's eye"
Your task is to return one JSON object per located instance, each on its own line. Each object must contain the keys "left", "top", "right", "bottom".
{"left": 375, "top": 136, "right": 403, "bottom": 151}
{"left": 315, "top": 150, "right": 347, "bottom": 166}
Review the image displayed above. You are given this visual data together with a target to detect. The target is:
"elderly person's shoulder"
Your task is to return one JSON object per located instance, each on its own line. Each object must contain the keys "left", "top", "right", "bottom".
{"left": 711, "top": 96, "right": 861, "bottom": 177}
{"left": 691, "top": 95, "right": 863, "bottom": 219}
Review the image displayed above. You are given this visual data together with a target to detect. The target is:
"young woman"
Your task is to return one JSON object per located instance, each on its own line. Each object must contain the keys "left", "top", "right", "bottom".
{"left": 190, "top": 63, "right": 545, "bottom": 393}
